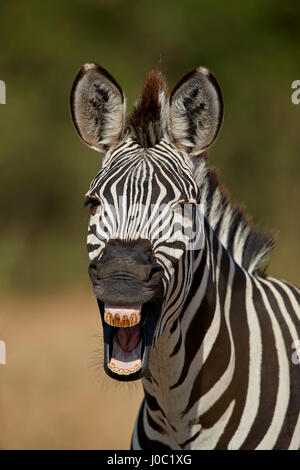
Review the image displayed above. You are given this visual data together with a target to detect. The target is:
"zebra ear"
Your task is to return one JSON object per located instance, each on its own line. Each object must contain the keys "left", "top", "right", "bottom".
{"left": 169, "top": 67, "right": 223, "bottom": 155}
{"left": 70, "top": 63, "right": 126, "bottom": 153}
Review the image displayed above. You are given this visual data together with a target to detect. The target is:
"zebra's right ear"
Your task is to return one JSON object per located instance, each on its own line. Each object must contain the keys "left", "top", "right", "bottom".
{"left": 169, "top": 67, "right": 223, "bottom": 155}
{"left": 70, "top": 63, "right": 126, "bottom": 153}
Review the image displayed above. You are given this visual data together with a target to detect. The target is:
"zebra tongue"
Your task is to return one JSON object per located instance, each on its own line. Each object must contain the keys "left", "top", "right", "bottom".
{"left": 117, "top": 324, "right": 141, "bottom": 352}
{"left": 108, "top": 327, "right": 142, "bottom": 375}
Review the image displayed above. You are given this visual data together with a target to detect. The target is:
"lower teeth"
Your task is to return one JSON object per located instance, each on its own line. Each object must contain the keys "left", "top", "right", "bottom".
{"left": 108, "top": 363, "right": 141, "bottom": 375}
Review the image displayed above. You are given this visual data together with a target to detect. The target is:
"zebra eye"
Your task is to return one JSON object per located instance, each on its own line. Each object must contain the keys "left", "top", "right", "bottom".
{"left": 84, "top": 196, "right": 101, "bottom": 216}
{"left": 90, "top": 203, "right": 99, "bottom": 216}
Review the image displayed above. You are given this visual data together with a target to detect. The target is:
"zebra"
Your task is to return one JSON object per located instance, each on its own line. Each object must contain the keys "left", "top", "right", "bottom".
{"left": 70, "top": 63, "right": 300, "bottom": 450}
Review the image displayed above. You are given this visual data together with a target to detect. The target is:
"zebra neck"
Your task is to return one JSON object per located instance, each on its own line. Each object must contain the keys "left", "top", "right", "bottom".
{"left": 143, "top": 221, "right": 244, "bottom": 446}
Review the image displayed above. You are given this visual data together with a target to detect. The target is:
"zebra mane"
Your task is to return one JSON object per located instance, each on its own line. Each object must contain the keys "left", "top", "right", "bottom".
{"left": 194, "top": 154, "right": 275, "bottom": 274}
{"left": 128, "top": 70, "right": 169, "bottom": 148}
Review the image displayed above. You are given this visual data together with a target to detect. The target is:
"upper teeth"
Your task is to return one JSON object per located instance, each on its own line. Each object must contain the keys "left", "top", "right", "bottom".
{"left": 104, "top": 312, "right": 141, "bottom": 327}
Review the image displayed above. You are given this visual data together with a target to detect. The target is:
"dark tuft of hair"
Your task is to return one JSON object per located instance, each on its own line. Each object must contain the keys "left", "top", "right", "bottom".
{"left": 128, "top": 70, "right": 168, "bottom": 148}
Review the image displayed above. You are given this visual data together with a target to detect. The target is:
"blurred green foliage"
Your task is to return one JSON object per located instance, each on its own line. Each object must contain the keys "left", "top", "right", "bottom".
{"left": 0, "top": 0, "right": 299, "bottom": 291}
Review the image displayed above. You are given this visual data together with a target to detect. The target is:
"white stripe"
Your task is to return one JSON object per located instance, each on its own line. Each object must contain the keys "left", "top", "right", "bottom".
{"left": 233, "top": 223, "right": 250, "bottom": 266}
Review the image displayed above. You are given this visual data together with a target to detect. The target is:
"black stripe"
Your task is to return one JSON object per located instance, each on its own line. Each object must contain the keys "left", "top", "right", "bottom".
{"left": 146, "top": 408, "right": 166, "bottom": 434}
{"left": 170, "top": 330, "right": 182, "bottom": 357}
{"left": 145, "top": 391, "right": 166, "bottom": 417}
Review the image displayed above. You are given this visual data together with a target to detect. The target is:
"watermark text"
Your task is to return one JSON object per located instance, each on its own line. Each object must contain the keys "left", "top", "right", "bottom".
{"left": 291, "top": 339, "right": 300, "bottom": 365}
{"left": 291, "top": 80, "right": 300, "bottom": 104}
{"left": 0, "top": 80, "right": 6, "bottom": 104}
{"left": 0, "top": 340, "right": 6, "bottom": 365}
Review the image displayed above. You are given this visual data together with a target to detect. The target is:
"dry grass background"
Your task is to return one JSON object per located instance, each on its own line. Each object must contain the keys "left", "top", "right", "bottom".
{"left": 0, "top": 289, "right": 143, "bottom": 449}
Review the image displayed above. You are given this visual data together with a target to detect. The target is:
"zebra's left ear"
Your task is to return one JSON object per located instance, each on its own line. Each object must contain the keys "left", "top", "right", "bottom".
{"left": 70, "top": 63, "right": 126, "bottom": 153}
{"left": 169, "top": 67, "right": 223, "bottom": 155}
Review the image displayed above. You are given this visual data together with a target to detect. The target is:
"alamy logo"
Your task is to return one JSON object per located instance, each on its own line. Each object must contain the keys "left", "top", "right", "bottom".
{"left": 0, "top": 340, "right": 6, "bottom": 365}
{"left": 0, "top": 80, "right": 6, "bottom": 104}
{"left": 291, "top": 339, "right": 300, "bottom": 365}
{"left": 291, "top": 80, "right": 300, "bottom": 104}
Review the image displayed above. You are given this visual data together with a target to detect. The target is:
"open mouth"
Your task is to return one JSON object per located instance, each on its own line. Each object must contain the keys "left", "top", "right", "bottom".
{"left": 105, "top": 303, "right": 143, "bottom": 375}
{"left": 98, "top": 300, "right": 158, "bottom": 381}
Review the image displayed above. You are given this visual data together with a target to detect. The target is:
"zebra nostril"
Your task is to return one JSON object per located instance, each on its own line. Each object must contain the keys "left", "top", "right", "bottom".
{"left": 149, "top": 264, "right": 163, "bottom": 281}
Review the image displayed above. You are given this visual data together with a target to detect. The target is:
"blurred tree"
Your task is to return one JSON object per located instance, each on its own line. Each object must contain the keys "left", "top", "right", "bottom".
{"left": 0, "top": 0, "right": 299, "bottom": 291}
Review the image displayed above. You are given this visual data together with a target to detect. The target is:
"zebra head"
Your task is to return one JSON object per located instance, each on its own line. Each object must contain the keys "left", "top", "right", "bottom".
{"left": 70, "top": 63, "right": 223, "bottom": 381}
